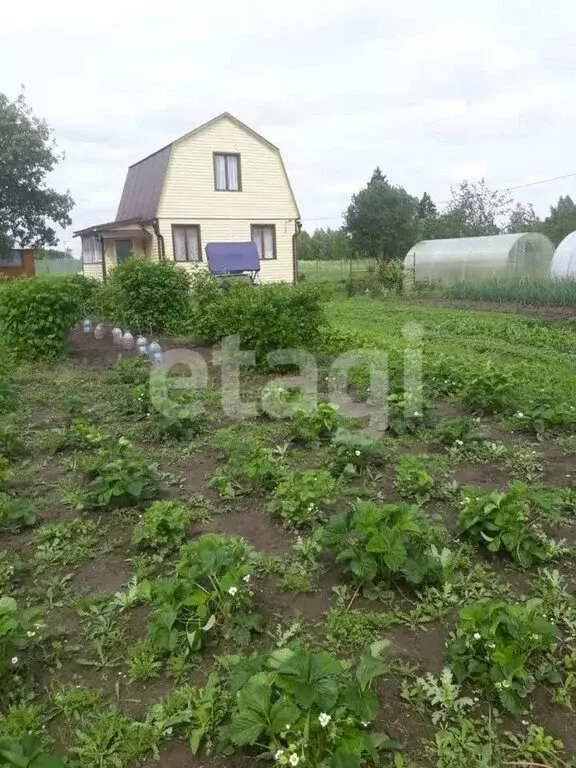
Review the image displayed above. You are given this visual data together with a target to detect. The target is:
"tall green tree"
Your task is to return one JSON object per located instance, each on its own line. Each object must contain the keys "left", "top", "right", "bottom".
{"left": 344, "top": 169, "right": 418, "bottom": 261}
{"left": 538, "top": 195, "right": 576, "bottom": 246}
{"left": 416, "top": 192, "right": 437, "bottom": 220}
{"left": 0, "top": 89, "right": 73, "bottom": 255}
{"left": 505, "top": 202, "right": 540, "bottom": 234}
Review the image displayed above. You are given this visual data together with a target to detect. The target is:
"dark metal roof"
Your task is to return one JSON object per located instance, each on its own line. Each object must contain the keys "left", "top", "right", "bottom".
{"left": 205, "top": 242, "right": 260, "bottom": 274}
{"left": 115, "top": 144, "right": 172, "bottom": 222}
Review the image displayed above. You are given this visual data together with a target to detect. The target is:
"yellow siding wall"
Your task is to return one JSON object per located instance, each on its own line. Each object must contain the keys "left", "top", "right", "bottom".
{"left": 83, "top": 263, "right": 104, "bottom": 280}
{"left": 156, "top": 218, "right": 296, "bottom": 284}
{"left": 156, "top": 116, "right": 298, "bottom": 283}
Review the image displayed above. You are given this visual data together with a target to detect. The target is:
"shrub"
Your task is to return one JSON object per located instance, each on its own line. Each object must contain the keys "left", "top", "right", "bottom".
{"left": 269, "top": 469, "right": 342, "bottom": 528}
{"left": 446, "top": 599, "right": 557, "bottom": 713}
{"left": 324, "top": 500, "right": 450, "bottom": 589}
{"left": 101, "top": 258, "right": 192, "bottom": 334}
{"left": 80, "top": 437, "right": 163, "bottom": 508}
{"left": 191, "top": 278, "right": 326, "bottom": 369}
{"left": 0, "top": 275, "right": 97, "bottom": 360}
{"left": 224, "top": 644, "right": 398, "bottom": 765}
{"left": 458, "top": 484, "right": 559, "bottom": 567}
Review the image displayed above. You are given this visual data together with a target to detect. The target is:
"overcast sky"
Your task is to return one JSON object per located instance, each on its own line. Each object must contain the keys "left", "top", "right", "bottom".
{"left": 1, "top": 0, "right": 575, "bottom": 253}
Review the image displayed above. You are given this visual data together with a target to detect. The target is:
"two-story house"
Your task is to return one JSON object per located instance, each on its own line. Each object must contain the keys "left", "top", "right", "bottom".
{"left": 74, "top": 113, "right": 301, "bottom": 283}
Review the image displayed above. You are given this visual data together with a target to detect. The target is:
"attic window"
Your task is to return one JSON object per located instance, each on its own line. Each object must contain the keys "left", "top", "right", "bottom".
{"left": 214, "top": 153, "right": 241, "bottom": 191}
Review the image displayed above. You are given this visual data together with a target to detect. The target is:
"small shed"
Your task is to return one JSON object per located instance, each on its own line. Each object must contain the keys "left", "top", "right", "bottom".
{"left": 549, "top": 231, "right": 576, "bottom": 279}
{"left": 0, "top": 249, "right": 36, "bottom": 278}
{"left": 404, "top": 233, "right": 555, "bottom": 283}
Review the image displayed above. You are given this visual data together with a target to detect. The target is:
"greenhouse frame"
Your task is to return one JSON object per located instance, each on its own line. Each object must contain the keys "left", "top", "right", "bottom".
{"left": 550, "top": 231, "right": 576, "bottom": 278}
{"left": 404, "top": 233, "right": 555, "bottom": 283}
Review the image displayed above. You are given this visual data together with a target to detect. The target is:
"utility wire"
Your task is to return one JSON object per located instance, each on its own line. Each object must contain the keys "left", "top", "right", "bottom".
{"left": 301, "top": 170, "right": 576, "bottom": 223}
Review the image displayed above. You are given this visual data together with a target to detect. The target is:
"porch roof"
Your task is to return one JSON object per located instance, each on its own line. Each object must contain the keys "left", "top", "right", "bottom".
{"left": 73, "top": 218, "right": 154, "bottom": 238}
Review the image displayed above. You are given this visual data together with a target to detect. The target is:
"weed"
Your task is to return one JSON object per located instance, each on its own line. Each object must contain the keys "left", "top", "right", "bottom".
{"left": 289, "top": 403, "right": 341, "bottom": 443}
{"left": 327, "top": 427, "right": 392, "bottom": 477}
{"left": 325, "top": 608, "right": 397, "bottom": 655}
{"left": 394, "top": 454, "right": 436, "bottom": 503}
{"left": 0, "top": 426, "right": 25, "bottom": 459}
{"left": 401, "top": 668, "right": 475, "bottom": 725}
{"left": 132, "top": 500, "right": 201, "bottom": 552}
{"left": 32, "top": 520, "right": 99, "bottom": 568}
{"left": 50, "top": 684, "right": 103, "bottom": 721}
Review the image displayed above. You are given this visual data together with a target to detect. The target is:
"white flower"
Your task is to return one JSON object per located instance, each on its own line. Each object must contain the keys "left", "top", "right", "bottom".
{"left": 318, "top": 712, "right": 331, "bottom": 728}
{"left": 289, "top": 755, "right": 299, "bottom": 767}
{"left": 515, "top": 412, "right": 524, "bottom": 419}
{"left": 502, "top": 680, "right": 510, "bottom": 688}
{"left": 275, "top": 749, "right": 284, "bottom": 760}
{"left": 228, "top": 586, "right": 238, "bottom": 596}
{"left": 242, "top": 574, "right": 251, "bottom": 583}
{"left": 361, "top": 721, "right": 369, "bottom": 727}
{"left": 473, "top": 632, "right": 481, "bottom": 640}
{"left": 413, "top": 411, "right": 421, "bottom": 417}
{"left": 11, "top": 657, "right": 18, "bottom": 665}
{"left": 26, "top": 631, "right": 36, "bottom": 638}
{"left": 354, "top": 450, "right": 361, "bottom": 456}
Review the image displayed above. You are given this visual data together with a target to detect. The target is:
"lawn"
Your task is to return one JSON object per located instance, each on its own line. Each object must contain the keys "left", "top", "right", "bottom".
{"left": 1, "top": 296, "right": 576, "bottom": 768}
{"left": 299, "top": 258, "right": 374, "bottom": 282}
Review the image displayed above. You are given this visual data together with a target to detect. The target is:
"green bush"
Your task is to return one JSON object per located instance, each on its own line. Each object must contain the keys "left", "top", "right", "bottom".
{"left": 191, "top": 277, "right": 326, "bottom": 368}
{"left": 0, "top": 275, "right": 97, "bottom": 361}
{"left": 100, "top": 258, "right": 192, "bottom": 334}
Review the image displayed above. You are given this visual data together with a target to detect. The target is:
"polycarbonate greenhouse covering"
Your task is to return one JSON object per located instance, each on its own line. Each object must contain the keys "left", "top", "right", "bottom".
{"left": 549, "top": 231, "right": 576, "bottom": 278}
{"left": 404, "top": 233, "right": 555, "bottom": 282}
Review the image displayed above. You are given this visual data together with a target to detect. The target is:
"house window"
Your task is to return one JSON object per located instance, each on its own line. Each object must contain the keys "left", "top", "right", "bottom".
{"left": 214, "top": 153, "right": 241, "bottom": 191}
{"left": 172, "top": 225, "right": 201, "bottom": 262}
{"left": 251, "top": 225, "right": 276, "bottom": 260}
{"left": 0, "top": 250, "right": 23, "bottom": 267}
{"left": 81, "top": 236, "right": 101, "bottom": 264}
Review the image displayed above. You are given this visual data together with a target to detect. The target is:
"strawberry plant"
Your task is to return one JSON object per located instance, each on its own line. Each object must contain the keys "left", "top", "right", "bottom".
{"left": 0, "top": 597, "right": 42, "bottom": 688}
{"left": 224, "top": 642, "right": 399, "bottom": 766}
{"left": 447, "top": 599, "right": 557, "bottom": 713}
{"left": 324, "top": 501, "right": 450, "bottom": 589}
{"left": 0, "top": 494, "right": 37, "bottom": 533}
{"left": 510, "top": 396, "right": 576, "bottom": 436}
{"left": 145, "top": 535, "right": 261, "bottom": 660}
{"left": 386, "top": 392, "right": 429, "bottom": 435}
{"left": 326, "top": 428, "right": 392, "bottom": 477}
{"left": 431, "top": 417, "right": 485, "bottom": 447}
{"left": 289, "top": 403, "right": 341, "bottom": 443}
{"left": 209, "top": 444, "right": 286, "bottom": 498}
{"left": 394, "top": 454, "right": 436, "bottom": 503}
{"left": 458, "top": 484, "right": 559, "bottom": 567}
{"left": 269, "top": 470, "right": 342, "bottom": 528}
{"left": 0, "top": 736, "right": 66, "bottom": 768}
{"left": 132, "top": 500, "right": 198, "bottom": 552}
{"left": 457, "top": 361, "right": 514, "bottom": 413}
{"left": 80, "top": 437, "right": 162, "bottom": 508}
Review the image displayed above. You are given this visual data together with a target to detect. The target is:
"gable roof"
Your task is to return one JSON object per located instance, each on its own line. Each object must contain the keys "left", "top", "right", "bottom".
{"left": 113, "top": 112, "right": 297, "bottom": 224}
{"left": 115, "top": 144, "right": 172, "bottom": 222}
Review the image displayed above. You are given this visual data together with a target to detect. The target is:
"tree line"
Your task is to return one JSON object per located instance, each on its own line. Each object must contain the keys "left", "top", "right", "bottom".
{"left": 300, "top": 167, "right": 576, "bottom": 262}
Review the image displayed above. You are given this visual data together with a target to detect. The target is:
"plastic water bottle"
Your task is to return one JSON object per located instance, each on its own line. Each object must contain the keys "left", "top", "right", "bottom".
{"left": 94, "top": 323, "right": 106, "bottom": 340}
{"left": 136, "top": 336, "right": 148, "bottom": 349}
{"left": 148, "top": 341, "right": 161, "bottom": 357}
{"left": 122, "top": 331, "right": 135, "bottom": 350}
{"left": 82, "top": 318, "right": 92, "bottom": 335}
{"left": 137, "top": 342, "right": 148, "bottom": 357}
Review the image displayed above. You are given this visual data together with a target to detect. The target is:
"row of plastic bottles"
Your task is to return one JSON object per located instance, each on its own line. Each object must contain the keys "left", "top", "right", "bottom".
{"left": 82, "top": 319, "right": 163, "bottom": 363}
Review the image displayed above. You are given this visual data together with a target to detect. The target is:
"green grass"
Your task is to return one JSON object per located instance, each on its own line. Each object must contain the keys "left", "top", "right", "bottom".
{"left": 326, "top": 297, "right": 576, "bottom": 404}
{"left": 299, "top": 258, "right": 374, "bottom": 282}
{"left": 443, "top": 277, "right": 576, "bottom": 307}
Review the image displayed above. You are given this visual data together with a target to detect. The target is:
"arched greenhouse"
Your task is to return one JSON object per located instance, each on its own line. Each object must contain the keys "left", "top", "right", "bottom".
{"left": 404, "top": 233, "right": 555, "bottom": 283}
{"left": 549, "top": 231, "right": 576, "bottom": 278}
